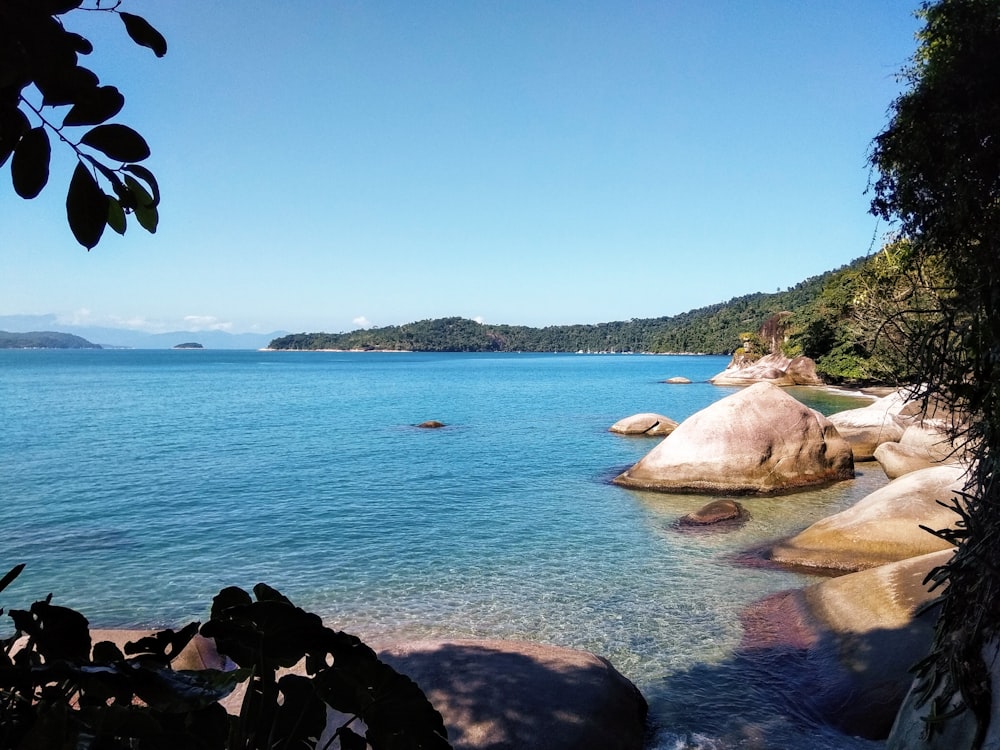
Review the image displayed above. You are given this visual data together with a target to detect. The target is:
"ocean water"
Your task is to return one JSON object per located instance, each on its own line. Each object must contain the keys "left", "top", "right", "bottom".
{"left": 0, "top": 350, "right": 888, "bottom": 749}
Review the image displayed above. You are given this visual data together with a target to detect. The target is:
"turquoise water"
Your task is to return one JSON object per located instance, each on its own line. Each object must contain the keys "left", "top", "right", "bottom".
{"left": 0, "top": 350, "right": 885, "bottom": 749}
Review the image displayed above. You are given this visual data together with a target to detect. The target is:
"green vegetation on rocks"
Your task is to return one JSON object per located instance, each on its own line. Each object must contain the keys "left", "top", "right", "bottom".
{"left": 269, "top": 255, "right": 914, "bottom": 385}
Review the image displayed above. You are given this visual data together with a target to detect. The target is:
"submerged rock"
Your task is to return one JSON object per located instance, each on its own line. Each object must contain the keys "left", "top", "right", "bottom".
{"left": 663, "top": 376, "right": 691, "bottom": 384}
{"left": 609, "top": 413, "right": 679, "bottom": 437}
{"left": 416, "top": 420, "right": 446, "bottom": 428}
{"left": 613, "top": 382, "right": 854, "bottom": 495}
{"left": 678, "top": 499, "right": 748, "bottom": 526}
{"left": 742, "top": 549, "right": 952, "bottom": 740}
{"left": 769, "top": 464, "right": 966, "bottom": 572}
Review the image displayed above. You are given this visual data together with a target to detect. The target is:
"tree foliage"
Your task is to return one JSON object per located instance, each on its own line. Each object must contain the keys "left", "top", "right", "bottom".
{"left": 0, "top": 0, "right": 164, "bottom": 249}
{"left": 0, "top": 564, "right": 451, "bottom": 750}
{"left": 868, "top": 0, "right": 1000, "bottom": 745}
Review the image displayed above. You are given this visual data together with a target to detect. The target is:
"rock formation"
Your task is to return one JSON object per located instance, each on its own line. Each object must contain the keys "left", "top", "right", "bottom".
{"left": 608, "top": 413, "right": 679, "bottom": 437}
{"left": 769, "top": 464, "right": 966, "bottom": 571}
{"left": 709, "top": 352, "right": 824, "bottom": 386}
{"left": 677, "top": 498, "right": 748, "bottom": 526}
{"left": 613, "top": 382, "right": 854, "bottom": 494}
{"left": 379, "top": 639, "right": 648, "bottom": 750}
{"left": 742, "top": 549, "right": 951, "bottom": 739}
{"left": 826, "top": 391, "right": 909, "bottom": 460}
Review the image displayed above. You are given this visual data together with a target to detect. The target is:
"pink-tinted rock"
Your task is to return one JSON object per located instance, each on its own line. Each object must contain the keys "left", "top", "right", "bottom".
{"left": 609, "top": 412, "right": 679, "bottom": 436}
{"left": 678, "top": 499, "right": 748, "bottom": 526}
{"left": 614, "top": 382, "right": 854, "bottom": 494}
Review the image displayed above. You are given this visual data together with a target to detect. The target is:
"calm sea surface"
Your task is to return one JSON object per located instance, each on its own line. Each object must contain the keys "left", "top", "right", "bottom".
{"left": 0, "top": 350, "right": 888, "bottom": 749}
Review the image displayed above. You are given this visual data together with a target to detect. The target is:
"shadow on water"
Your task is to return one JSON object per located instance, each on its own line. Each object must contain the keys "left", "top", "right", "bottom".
{"left": 645, "top": 601, "right": 938, "bottom": 750}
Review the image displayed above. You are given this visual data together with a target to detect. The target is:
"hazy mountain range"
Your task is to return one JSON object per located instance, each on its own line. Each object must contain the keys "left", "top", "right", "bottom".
{"left": 0, "top": 315, "right": 286, "bottom": 350}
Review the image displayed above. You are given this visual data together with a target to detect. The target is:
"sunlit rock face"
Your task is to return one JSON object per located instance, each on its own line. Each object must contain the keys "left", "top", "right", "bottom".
{"left": 609, "top": 412, "right": 679, "bottom": 437}
{"left": 613, "top": 382, "right": 854, "bottom": 495}
{"left": 769, "top": 464, "right": 966, "bottom": 572}
{"left": 826, "top": 392, "right": 910, "bottom": 461}
{"left": 709, "top": 353, "right": 823, "bottom": 386}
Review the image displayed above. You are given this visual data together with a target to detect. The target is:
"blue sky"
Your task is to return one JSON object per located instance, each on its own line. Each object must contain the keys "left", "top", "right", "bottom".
{"left": 1, "top": 1, "right": 921, "bottom": 335}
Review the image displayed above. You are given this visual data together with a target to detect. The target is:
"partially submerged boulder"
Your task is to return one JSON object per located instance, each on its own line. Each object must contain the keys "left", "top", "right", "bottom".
{"left": 663, "top": 376, "right": 691, "bottom": 384}
{"left": 743, "top": 549, "right": 951, "bottom": 739}
{"left": 416, "top": 420, "right": 446, "bottom": 429}
{"left": 677, "top": 499, "right": 748, "bottom": 526}
{"left": 769, "top": 464, "right": 967, "bottom": 572}
{"left": 613, "top": 382, "right": 854, "bottom": 495}
{"left": 826, "top": 391, "right": 909, "bottom": 461}
{"left": 709, "top": 353, "right": 823, "bottom": 386}
{"left": 609, "top": 412, "right": 679, "bottom": 437}
{"left": 378, "top": 639, "right": 648, "bottom": 750}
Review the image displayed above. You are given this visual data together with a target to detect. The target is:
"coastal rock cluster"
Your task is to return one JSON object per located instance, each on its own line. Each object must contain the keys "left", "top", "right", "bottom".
{"left": 609, "top": 377, "right": 966, "bottom": 739}
{"left": 613, "top": 382, "right": 854, "bottom": 494}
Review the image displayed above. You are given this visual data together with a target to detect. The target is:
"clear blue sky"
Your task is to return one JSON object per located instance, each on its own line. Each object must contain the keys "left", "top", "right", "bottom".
{"left": 1, "top": 1, "right": 921, "bottom": 335}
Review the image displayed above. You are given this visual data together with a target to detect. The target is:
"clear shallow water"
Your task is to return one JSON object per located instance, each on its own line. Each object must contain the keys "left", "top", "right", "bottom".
{"left": 1, "top": 350, "right": 885, "bottom": 749}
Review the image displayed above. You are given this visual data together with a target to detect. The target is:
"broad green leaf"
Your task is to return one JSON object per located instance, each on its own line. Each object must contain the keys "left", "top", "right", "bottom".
{"left": 66, "top": 162, "right": 108, "bottom": 249}
{"left": 63, "top": 86, "right": 124, "bottom": 127}
{"left": 11, "top": 127, "right": 51, "bottom": 199}
{"left": 81, "top": 124, "right": 150, "bottom": 163}
{"left": 107, "top": 198, "right": 127, "bottom": 235}
{"left": 133, "top": 200, "right": 159, "bottom": 234}
{"left": 120, "top": 12, "right": 168, "bottom": 58}
{"left": 123, "top": 163, "right": 161, "bottom": 206}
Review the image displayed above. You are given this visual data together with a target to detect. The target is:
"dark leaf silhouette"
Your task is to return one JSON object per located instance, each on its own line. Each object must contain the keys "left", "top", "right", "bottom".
{"left": 63, "top": 85, "right": 125, "bottom": 127}
{"left": 81, "top": 123, "right": 150, "bottom": 162}
{"left": 120, "top": 12, "right": 168, "bottom": 57}
{"left": 66, "top": 162, "right": 108, "bottom": 249}
{"left": 11, "top": 127, "right": 50, "bottom": 198}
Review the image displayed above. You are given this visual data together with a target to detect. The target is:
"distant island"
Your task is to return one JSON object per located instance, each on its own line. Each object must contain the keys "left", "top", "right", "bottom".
{"left": 0, "top": 331, "right": 101, "bottom": 349}
{"left": 173, "top": 342, "right": 204, "bottom": 349}
{"left": 265, "top": 255, "right": 880, "bottom": 383}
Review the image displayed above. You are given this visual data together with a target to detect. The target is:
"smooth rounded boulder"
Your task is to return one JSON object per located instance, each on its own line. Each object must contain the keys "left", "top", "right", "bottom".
{"left": 827, "top": 392, "right": 908, "bottom": 460}
{"left": 378, "top": 639, "right": 648, "bottom": 750}
{"left": 613, "top": 382, "right": 854, "bottom": 494}
{"left": 609, "top": 412, "right": 679, "bottom": 436}
{"left": 709, "top": 353, "right": 823, "bottom": 386}
{"left": 677, "top": 498, "right": 748, "bottom": 526}
{"left": 769, "top": 464, "right": 967, "bottom": 572}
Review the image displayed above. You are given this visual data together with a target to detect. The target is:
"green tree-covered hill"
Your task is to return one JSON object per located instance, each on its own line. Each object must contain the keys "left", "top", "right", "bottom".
{"left": 0, "top": 331, "right": 101, "bottom": 349}
{"left": 269, "top": 254, "right": 892, "bottom": 383}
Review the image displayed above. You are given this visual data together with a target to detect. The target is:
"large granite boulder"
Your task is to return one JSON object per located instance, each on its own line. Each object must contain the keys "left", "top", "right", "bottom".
{"left": 743, "top": 549, "right": 951, "bottom": 739}
{"left": 378, "top": 639, "right": 648, "bottom": 750}
{"left": 88, "top": 633, "right": 646, "bottom": 750}
{"left": 769, "top": 464, "right": 966, "bottom": 572}
{"left": 826, "top": 391, "right": 910, "bottom": 460}
{"left": 609, "top": 412, "right": 679, "bottom": 437}
{"left": 613, "top": 382, "right": 854, "bottom": 494}
{"left": 709, "top": 353, "right": 823, "bottom": 386}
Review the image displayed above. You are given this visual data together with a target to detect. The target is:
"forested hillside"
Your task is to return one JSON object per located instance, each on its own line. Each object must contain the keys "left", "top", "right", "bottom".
{"left": 0, "top": 331, "right": 101, "bottom": 349}
{"left": 269, "top": 255, "right": 888, "bottom": 383}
